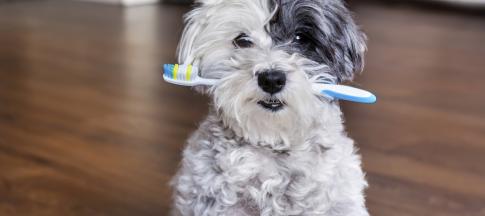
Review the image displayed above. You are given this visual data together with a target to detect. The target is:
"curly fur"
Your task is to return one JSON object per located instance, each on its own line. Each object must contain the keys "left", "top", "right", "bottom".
{"left": 171, "top": 0, "right": 369, "bottom": 215}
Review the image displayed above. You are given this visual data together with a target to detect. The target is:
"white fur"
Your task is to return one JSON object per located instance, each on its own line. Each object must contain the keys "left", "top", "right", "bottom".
{"left": 171, "top": 0, "right": 369, "bottom": 215}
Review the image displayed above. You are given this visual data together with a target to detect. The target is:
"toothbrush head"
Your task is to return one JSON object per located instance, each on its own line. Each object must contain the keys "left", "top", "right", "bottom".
{"left": 162, "top": 64, "right": 218, "bottom": 87}
{"left": 163, "top": 64, "right": 195, "bottom": 81}
{"left": 163, "top": 64, "right": 199, "bottom": 87}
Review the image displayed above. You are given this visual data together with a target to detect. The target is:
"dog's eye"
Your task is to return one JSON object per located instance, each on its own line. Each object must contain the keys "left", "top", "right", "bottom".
{"left": 233, "top": 34, "right": 254, "bottom": 48}
{"left": 293, "top": 33, "right": 310, "bottom": 44}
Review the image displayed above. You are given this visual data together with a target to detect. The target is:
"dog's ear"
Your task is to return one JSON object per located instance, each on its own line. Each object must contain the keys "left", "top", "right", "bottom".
{"left": 177, "top": 1, "right": 223, "bottom": 64}
{"left": 336, "top": 18, "right": 366, "bottom": 82}
{"left": 177, "top": 4, "right": 219, "bottom": 94}
{"left": 177, "top": 7, "right": 204, "bottom": 65}
{"left": 327, "top": 3, "right": 367, "bottom": 82}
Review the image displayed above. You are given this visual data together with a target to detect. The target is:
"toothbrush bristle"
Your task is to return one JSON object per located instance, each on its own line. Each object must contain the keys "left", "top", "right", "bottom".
{"left": 163, "top": 64, "right": 175, "bottom": 78}
{"left": 173, "top": 64, "right": 180, "bottom": 80}
{"left": 185, "top": 64, "right": 193, "bottom": 81}
{"left": 163, "top": 64, "right": 197, "bottom": 81}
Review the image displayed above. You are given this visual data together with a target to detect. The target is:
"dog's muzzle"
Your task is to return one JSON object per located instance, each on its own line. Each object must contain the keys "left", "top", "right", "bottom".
{"left": 257, "top": 71, "right": 286, "bottom": 112}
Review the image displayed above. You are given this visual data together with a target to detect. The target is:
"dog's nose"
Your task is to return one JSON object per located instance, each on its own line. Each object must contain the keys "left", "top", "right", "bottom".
{"left": 257, "top": 71, "right": 286, "bottom": 94}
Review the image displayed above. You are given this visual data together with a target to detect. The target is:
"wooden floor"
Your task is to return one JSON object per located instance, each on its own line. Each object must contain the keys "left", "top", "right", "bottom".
{"left": 1, "top": 1, "right": 484, "bottom": 215}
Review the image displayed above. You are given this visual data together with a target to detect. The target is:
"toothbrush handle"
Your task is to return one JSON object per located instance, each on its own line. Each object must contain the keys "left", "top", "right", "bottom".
{"left": 312, "top": 83, "right": 377, "bottom": 104}
{"left": 196, "top": 78, "right": 219, "bottom": 86}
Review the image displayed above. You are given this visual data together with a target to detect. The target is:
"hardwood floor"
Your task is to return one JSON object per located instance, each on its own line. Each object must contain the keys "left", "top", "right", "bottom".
{"left": 0, "top": 1, "right": 484, "bottom": 215}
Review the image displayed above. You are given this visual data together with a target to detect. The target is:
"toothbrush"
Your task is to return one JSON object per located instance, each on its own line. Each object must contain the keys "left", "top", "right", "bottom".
{"left": 163, "top": 64, "right": 376, "bottom": 104}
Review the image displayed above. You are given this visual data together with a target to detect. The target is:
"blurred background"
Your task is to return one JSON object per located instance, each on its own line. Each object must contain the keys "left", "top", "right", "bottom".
{"left": 0, "top": 0, "right": 484, "bottom": 215}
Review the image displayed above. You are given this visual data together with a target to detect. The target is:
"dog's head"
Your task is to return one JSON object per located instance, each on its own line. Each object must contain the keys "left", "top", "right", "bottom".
{"left": 178, "top": 0, "right": 366, "bottom": 147}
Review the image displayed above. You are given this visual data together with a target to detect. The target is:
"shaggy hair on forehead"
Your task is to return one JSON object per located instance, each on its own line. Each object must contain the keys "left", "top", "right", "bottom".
{"left": 171, "top": 0, "right": 370, "bottom": 215}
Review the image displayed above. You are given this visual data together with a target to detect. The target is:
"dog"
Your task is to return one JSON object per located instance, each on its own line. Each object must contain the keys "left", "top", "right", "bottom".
{"left": 171, "top": 0, "right": 369, "bottom": 215}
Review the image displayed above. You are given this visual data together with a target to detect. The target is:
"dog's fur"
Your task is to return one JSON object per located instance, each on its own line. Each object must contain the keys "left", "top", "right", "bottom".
{"left": 171, "top": 0, "right": 369, "bottom": 215}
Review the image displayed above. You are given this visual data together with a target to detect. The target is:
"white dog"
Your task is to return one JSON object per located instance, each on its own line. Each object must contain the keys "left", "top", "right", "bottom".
{"left": 171, "top": 0, "right": 369, "bottom": 215}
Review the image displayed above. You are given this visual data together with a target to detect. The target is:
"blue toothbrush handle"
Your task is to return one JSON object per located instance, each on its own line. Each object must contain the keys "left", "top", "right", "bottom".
{"left": 313, "top": 84, "right": 377, "bottom": 104}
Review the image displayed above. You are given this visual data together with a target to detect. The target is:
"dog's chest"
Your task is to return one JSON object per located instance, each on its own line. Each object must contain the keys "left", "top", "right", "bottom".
{"left": 215, "top": 144, "right": 329, "bottom": 206}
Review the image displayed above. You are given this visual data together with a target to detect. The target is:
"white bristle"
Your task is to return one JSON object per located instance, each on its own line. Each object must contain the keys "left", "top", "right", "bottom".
{"left": 177, "top": 64, "right": 191, "bottom": 81}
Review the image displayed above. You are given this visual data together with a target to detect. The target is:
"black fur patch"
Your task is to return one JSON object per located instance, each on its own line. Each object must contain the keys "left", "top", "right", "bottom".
{"left": 269, "top": 0, "right": 366, "bottom": 82}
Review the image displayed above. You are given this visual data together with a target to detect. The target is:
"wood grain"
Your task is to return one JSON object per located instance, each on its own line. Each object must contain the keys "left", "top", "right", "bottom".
{"left": 0, "top": 0, "right": 484, "bottom": 215}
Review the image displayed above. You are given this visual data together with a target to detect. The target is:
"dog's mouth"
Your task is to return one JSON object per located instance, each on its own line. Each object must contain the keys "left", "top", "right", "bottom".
{"left": 258, "top": 98, "right": 285, "bottom": 112}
